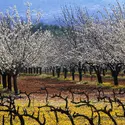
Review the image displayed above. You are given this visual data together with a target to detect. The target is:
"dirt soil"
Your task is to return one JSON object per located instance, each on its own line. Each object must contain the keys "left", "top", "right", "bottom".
{"left": 18, "top": 75, "right": 99, "bottom": 94}
{"left": 17, "top": 75, "right": 124, "bottom": 101}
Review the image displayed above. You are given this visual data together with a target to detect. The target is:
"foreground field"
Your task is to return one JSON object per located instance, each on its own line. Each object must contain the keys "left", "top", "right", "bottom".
{"left": 0, "top": 74, "right": 125, "bottom": 125}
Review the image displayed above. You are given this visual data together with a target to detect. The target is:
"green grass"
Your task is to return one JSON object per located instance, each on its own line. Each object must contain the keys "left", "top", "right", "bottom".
{"left": 40, "top": 74, "right": 74, "bottom": 82}
{"left": 39, "top": 73, "right": 125, "bottom": 90}
{"left": 19, "top": 73, "right": 40, "bottom": 76}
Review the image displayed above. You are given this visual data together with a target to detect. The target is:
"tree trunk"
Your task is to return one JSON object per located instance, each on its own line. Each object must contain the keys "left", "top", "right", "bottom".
{"left": 2, "top": 73, "right": 7, "bottom": 88}
{"left": 28, "top": 68, "right": 31, "bottom": 74}
{"left": 13, "top": 75, "right": 18, "bottom": 94}
{"left": 36, "top": 67, "right": 39, "bottom": 74}
{"left": 39, "top": 67, "right": 42, "bottom": 74}
{"left": 57, "top": 72, "right": 60, "bottom": 78}
{"left": 72, "top": 72, "right": 75, "bottom": 80}
{"left": 113, "top": 75, "right": 118, "bottom": 85}
{"left": 8, "top": 74, "right": 12, "bottom": 91}
{"left": 102, "top": 69, "right": 105, "bottom": 76}
{"left": 52, "top": 69, "right": 55, "bottom": 77}
{"left": 78, "top": 71, "right": 82, "bottom": 81}
{"left": 56, "top": 67, "right": 61, "bottom": 78}
{"left": 89, "top": 67, "right": 93, "bottom": 75}
{"left": 112, "top": 72, "right": 118, "bottom": 85}
{"left": 108, "top": 63, "right": 122, "bottom": 86}
{"left": 25, "top": 68, "right": 28, "bottom": 73}
{"left": 97, "top": 73, "right": 102, "bottom": 84}
{"left": 31, "top": 68, "right": 33, "bottom": 74}
{"left": 64, "top": 71, "right": 67, "bottom": 79}
{"left": 33, "top": 67, "right": 36, "bottom": 74}
{"left": 63, "top": 68, "right": 68, "bottom": 79}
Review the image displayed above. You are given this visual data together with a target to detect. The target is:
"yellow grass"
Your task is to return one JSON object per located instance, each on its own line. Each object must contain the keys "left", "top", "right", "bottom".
{"left": 0, "top": 95, "right": 125, "bottom": 125}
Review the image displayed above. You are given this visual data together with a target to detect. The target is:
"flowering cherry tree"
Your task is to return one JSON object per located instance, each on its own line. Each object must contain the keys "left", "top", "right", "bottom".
{"left": 0, "top": 3, "right": 53, "bottom": 94}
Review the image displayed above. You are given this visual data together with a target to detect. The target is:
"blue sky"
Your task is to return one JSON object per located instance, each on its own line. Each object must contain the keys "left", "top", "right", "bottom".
{"left": 0, "top": 0, "right": 124, "bottom": 24}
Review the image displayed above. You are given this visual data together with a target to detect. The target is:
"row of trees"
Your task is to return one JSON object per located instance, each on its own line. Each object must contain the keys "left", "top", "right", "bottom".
{"left": 48, "top": 0, "right": 125, "bottom": 86}
{"left": 41, "top": 1, "right": 125, "bottom": 86}
{"left": 1, "top": 1, "right": 125, "bottom": 93}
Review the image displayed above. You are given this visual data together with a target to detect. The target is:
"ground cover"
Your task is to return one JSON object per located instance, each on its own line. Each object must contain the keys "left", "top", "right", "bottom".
{"left": 0, "top": 74, "right": 125, "bottom": 125}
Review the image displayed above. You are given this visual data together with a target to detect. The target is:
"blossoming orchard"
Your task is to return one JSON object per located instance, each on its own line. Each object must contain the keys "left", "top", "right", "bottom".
{"left": 0, "top": 1, "right": 125, "bottom": 125}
